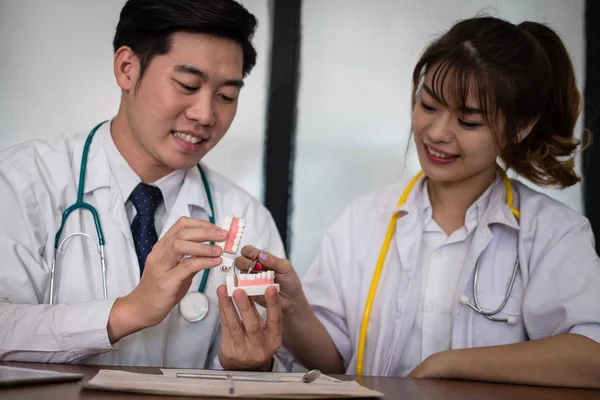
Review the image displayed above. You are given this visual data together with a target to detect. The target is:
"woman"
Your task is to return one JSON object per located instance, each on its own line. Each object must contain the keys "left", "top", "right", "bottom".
{"left": 216, "top": 16, "right": 600, "bottom": 388}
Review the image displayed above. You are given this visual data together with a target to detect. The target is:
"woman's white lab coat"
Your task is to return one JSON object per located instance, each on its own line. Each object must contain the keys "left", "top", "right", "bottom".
{"left": 301, "top": 173, "right": 600, "bottom": 376}
{"left": 0, "top": 122, "right": 284, "bottom": 367}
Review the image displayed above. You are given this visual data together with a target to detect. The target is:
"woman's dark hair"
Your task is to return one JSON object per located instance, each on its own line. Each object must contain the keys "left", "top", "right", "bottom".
{"left": 113, "top": 0, "right": 258, "bottom": 79}
{"left": 412, "top": 16, "right": 586, "bottom": 187}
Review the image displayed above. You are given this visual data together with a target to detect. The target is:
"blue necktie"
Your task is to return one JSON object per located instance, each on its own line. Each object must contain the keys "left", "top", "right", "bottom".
{"left": 129, "top": 183, "right": 163, "bottom": 275}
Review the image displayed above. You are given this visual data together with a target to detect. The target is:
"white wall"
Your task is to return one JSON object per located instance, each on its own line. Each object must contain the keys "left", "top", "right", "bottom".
{"left": 291, "top": 0, "right": 586, "bottom": 275}
{"left": 0, "top": 0, "right": 271, "bottom": 201}
{"left": 0, "top": 1, "right": 587, "bottom": 276}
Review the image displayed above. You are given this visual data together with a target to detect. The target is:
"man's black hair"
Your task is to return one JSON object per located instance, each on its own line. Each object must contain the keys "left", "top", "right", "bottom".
{"left": 113, "top": 0, "right": 258, "bottom": 79}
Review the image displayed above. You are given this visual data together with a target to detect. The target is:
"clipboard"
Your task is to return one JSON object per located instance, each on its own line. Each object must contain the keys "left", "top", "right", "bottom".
{"left": 84, "top": 369, "right": 384, "bottom": 398}
{"left": 0, "top": 366, "right": 83, "bottom": 388}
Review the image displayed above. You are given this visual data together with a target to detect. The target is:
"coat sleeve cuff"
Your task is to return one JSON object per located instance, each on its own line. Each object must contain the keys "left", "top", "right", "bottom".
{"left": 63, "top": 299, "right": 117, "bottom": 361}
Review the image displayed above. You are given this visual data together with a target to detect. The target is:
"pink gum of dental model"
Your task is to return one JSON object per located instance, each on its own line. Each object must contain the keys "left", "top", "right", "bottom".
{"left": 217, "top": 215, "right": 245, "bottom": 255}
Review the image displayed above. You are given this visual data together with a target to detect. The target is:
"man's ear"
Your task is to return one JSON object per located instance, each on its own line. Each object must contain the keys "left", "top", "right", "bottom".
{"left": 114, "top": 46, "right": 140, "bottom": 92}
{"left": 516, "top": 116, "right": 540, "bottom": 143}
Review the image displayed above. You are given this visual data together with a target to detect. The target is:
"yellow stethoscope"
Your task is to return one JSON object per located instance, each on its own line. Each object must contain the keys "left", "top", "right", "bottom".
{"left": 50, "top": 121, "right": 213, "bottom": 322}
{"left": 356, "top": 166, "right": 520, "bottom": 375}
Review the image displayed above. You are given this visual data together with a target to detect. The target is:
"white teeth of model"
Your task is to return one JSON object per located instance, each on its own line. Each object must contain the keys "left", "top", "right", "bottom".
{"left": 231, "top": 245, "right": 238, "bottom": 253}
{"left": 237, "top": 219, "right": 246, "bottom": 228}
{"left": 239, "top": 274, "right": 246, "bottom": 280}
{"left": 249, "top": 274, "right": 255, "bottom": 281}
{"left": 233, "top": 238, "right": 240, "bottom": 247}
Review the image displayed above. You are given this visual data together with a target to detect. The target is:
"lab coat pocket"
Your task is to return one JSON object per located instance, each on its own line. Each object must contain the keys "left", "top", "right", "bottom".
{"left": 472, "top": 292, "right": 527, "bottom": 347}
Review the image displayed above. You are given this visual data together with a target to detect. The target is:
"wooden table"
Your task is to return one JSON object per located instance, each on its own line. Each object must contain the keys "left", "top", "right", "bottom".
{"left": 1, "top": 361, "right": 599, "bottom": 399}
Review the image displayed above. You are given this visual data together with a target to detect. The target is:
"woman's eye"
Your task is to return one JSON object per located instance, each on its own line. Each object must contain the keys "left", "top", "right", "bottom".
{"left": 458, "top": 119, "right": 482, "bottom": 129}
{"left": 420, "top": 101, "right": 436, "bottom": 112}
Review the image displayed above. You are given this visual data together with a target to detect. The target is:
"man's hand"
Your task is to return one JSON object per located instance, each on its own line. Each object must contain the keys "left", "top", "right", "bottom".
{"left": 107, "top": 217, "right": 227, "bottom": 343}
{"left": 217, "top": 285, "right": 282, "bottom": 371}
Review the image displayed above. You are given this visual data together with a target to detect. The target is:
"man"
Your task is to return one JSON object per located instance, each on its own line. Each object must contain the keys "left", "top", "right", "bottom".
{"left": 0, "top": 0, "right": 284, "bottom": 368}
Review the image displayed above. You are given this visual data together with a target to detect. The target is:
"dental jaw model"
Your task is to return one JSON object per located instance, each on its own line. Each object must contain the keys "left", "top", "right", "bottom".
{"left": 217, "top": 215, "right": 280, "bottom": 297}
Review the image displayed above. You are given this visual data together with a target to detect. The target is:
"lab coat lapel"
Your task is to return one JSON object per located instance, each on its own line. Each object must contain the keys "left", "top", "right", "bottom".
{"left": 107, "top": 176, "right": 134, "bottom": 244}
{"left": 452, "top": 224, "right": 493, "bottom": 318}
{"left": 81, "top": 122, "right": 140, "bottom": 293}
{"left": 375, "top": 177, "right": 425, "bottom": 376}
{"left": 97, "top": 174, "right": 141, "bottom": 292}
{"left": 159, "top": 165, "right": 211, "bottom": 238}
{"left": 160, "top": 183, "right": 192, "bottom": 238}
{"left": 452, "top": 177, "right": 520, "bottom": 318}
{"left": 79, "top": 121, "right": 132, "bottom": 242}
{"left": 82, "top": 121, "right": 136, "bottom": 246}
{"left": 379, "top": 209, "right": 423, "bottom": 376}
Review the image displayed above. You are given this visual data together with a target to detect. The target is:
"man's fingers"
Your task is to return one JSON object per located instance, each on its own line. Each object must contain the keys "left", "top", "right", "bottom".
{"left": 151, "top": 222, "right": 228, "bottom": 268}
{"left": 217, "top": 286, "right": 235, "bottom": 343}
{"left": 177, "top": 227, "right": 229, "bottom": 244}
{"left": 250, "top": 299, "right": 267, "bottom": 330}
{"left": 232, "top": 289, "right": 266, "bottom": 347}
{"left": 217, "top": 286, "right": 246, "bottom": 343}
{"left": 166, "top": 240, "right": 222, "bottom": 264}
{"left": 162, "top": 217, "right": 228, "bottom": 241}
{"left": 169, "top": 256, "right": 223, "bottom": 282}
{"left": 264, "top": 286, "right": 283, "bottom": 347}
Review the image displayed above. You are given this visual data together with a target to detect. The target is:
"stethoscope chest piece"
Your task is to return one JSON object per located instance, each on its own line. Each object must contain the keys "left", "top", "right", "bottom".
{"left": 180, "top": 292, "right": 210, "bottom": 322}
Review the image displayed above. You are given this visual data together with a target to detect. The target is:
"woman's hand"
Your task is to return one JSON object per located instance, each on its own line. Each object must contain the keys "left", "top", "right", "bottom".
{"left": 233, "top": 246, "right": 306, "bottom": 315}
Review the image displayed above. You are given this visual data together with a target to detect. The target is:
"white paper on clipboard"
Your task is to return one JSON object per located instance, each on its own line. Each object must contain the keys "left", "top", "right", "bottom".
{"left": 84, "top": 369, "right": 384, "bottom": 398}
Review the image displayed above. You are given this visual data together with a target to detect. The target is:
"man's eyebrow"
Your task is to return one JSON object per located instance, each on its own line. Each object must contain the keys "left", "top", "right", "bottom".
{"left": 174, "top": 64, "right": 244, "bottom": 88}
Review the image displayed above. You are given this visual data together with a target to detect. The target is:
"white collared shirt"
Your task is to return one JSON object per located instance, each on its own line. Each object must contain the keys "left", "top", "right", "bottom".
{"left": 299, "top": 172, "right": 600, "bottom": 376}
{"left": 396, "top": 181, "right": 493, "bottom": 376}
{"left": 102, "top": 129, "right": 185, "bottom": 235}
